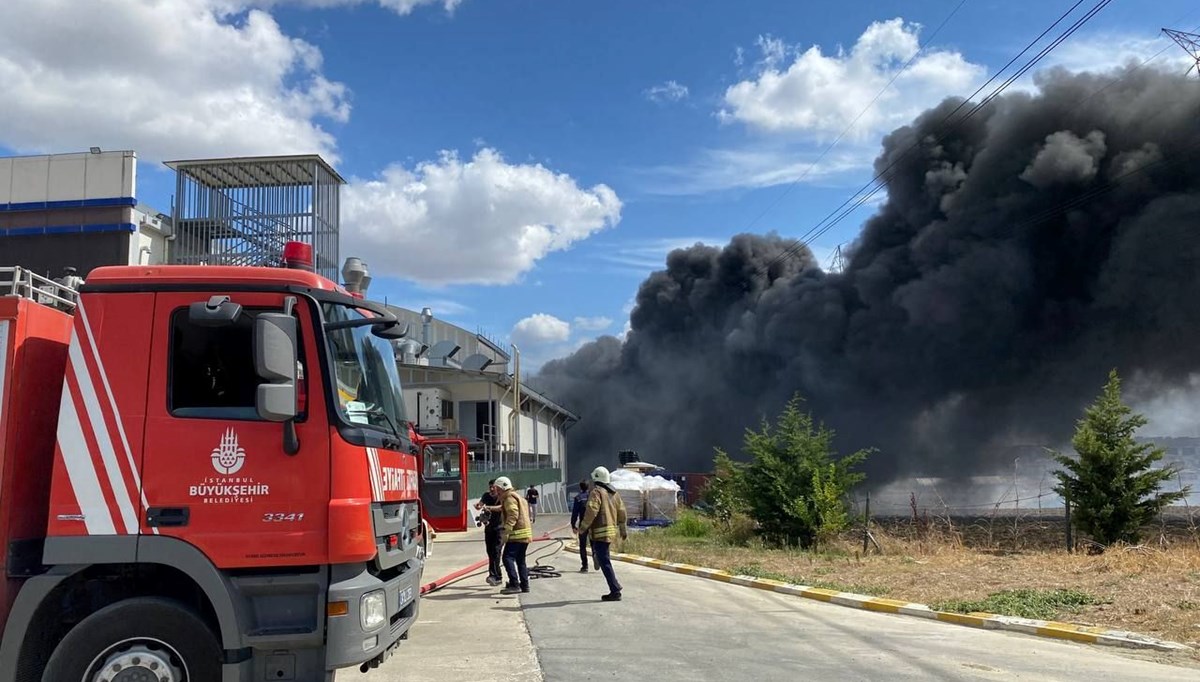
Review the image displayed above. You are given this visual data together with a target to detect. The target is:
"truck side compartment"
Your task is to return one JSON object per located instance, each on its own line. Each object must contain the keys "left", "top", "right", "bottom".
{"left": 0, "top": 296, "right": 72, "bottom": 625}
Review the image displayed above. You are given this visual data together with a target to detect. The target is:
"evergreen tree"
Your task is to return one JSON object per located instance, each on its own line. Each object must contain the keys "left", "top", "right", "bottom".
{"left": 739, "top": 394, "right": 871, "bottom": 549}
{"left": 1052, "top": 369, "right": 1189, "bottom": 547}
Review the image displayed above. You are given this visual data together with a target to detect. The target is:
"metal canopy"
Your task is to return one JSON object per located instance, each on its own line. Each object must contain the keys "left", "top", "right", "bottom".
{"left": 165, "top": 155, "right": 347, "bottom": 189}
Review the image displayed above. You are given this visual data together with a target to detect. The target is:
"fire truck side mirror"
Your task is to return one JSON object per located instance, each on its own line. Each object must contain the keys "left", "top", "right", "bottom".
{"left": 253, "top": 313, "right": 298, "bottom": 423}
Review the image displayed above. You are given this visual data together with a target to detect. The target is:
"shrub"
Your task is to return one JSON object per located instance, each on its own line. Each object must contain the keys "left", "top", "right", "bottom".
{"left": 721, "top": 512, "right": 758, "bottom": 547}
{"left": 667, "top": 509, "right": 714, "bottom": 538}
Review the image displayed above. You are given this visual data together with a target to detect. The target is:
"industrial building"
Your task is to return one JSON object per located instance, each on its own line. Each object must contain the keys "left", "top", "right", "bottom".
{"left": 0, "top": 148, "right": 573, "bottom": 503}
{"left": 394, "top": 313, "right": 579, "bottom": 504}
{"left": 0, "top": 150, "right": 170, "bottom": 277}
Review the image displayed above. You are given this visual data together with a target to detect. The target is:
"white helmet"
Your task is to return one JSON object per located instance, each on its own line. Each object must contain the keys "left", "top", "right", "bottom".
{"left": 494, "top": 476, "right": 513, "bottom": 491}
{"left": 590, "top": 466, "right": 610, "bottom": 484}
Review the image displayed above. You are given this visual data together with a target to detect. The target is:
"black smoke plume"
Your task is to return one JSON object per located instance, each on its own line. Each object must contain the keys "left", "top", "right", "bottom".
{"left": 537, "top": 67, "right": 1200, "bottom": 488}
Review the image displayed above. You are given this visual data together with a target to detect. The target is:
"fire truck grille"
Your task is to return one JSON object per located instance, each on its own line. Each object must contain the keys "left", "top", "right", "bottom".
{"left": 372, "top": 501, "right": 420, "bottom": 571}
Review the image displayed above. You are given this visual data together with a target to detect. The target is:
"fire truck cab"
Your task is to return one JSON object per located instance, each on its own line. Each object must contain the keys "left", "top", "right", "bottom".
{"left": 0, "top": 247, "right": 442, "bottom": 681}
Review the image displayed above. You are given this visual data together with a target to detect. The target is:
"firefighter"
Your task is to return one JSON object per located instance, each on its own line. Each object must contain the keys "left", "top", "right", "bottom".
{"left": 570, "top": 480, "right": 592, "bottom": 572}
{"left": 579, "top": 466, "right": 628, "bottom": 601}
{"left": 494, "top": 476, "right": 532, "bottom": 594}
{"left": 473, "top": 479, "right": 504, "bottom": 586}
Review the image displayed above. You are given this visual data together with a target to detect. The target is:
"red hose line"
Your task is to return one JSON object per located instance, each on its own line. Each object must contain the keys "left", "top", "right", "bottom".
{"left": 420, "top": 523, "right": 570, "bottom": 594}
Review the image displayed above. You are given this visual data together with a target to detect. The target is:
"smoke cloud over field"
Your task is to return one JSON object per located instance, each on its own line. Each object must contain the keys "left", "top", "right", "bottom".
{"left": 537, "top": 67, "right": 1200, "bottom": 487}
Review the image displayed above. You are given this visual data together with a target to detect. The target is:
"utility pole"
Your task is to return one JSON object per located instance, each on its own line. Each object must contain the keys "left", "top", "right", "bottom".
{"left": 1164, "top": 28, "right": 1200, "bottom": 77}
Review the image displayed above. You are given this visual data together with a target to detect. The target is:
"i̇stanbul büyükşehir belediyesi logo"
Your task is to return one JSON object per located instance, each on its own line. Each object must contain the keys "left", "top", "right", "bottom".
{"left": 192, "top": 428, "right": 270, "bottom": 504}
{"left": 211, "top": 427, "right": 246, "bottom": 475}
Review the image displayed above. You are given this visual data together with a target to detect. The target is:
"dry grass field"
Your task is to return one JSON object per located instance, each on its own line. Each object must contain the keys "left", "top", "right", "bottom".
{"left": 620, "top": 509, "right": 1200, "bottom": 663}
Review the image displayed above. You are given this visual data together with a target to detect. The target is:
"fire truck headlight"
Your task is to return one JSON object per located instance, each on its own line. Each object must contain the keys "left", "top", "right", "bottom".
{"left": 361, "top": 590, "right": 386, "bottom": 630}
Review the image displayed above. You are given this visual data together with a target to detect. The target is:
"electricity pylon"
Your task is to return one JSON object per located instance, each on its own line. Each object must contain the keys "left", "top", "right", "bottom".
{"left": 1164, "top": 28, "right": 1200, "bottom": 77}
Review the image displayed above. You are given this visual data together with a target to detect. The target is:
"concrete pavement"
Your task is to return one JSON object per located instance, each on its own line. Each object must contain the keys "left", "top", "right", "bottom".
{"left": 357, "top": 515, "right": 1199, "bottom": 680}
{"left": 359, "top": 514, "right": 568, "bottom": 681}
{"left": 521, "top": 550, "right": 1197, "bottom": 681}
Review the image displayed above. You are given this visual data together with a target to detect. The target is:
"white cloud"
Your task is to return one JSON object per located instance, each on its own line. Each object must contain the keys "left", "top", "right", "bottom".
{"left": 593, "top": 237, "right": 723, "bottom": 274}
{"left": 573, "top": 316, "right": 613, "bottom": 332}
{"left": 755, "top": 34, "right": 787, "bottom": 69}
{"left": 644, "top": 80, "right": 690, "bottom": 103}
{"left": 720, "top": 18, "right": 985, "bottom": 140}
{"left": 0, "top": 0, "right": 352, "bottom": 163}
{"left": 393, "top": 298, "right": 472, "bottom": 318}
{"left": 253, "top": 0, "right": 462, "bottom": 15}
{"left": 1035, "top": 32, "right": 1187, "bottom": 78}
{"left": 639, "top": 146, "right": 871, "bottom": 195}
{"left": 511, "top": 313, "right": 571, "bottom": 346}
{"left": 342, "top": 148, "right": 622, "bottom": 286}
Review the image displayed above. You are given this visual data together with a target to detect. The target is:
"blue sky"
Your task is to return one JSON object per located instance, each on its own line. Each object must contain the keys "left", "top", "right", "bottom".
{"left": 2, "top": 0, "right": 1196, "bottom": 368}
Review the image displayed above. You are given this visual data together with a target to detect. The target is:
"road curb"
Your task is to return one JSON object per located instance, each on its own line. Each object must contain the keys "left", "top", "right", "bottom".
{"left": 596, "top": 549, "right": 1190, "bottom": 652}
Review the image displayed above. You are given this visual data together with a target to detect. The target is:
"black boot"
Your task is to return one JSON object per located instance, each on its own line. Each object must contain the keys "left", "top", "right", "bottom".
{"left": 601, "top": 592, "right": 622, "bottom": 601}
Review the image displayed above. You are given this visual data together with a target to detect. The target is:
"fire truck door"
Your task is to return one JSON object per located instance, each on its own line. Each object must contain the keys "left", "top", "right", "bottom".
{"left": 419, "top": 439, "right": 467, "bottom": 532}
{"left": 140, "top": 293, "right": 331, "bottom": 567}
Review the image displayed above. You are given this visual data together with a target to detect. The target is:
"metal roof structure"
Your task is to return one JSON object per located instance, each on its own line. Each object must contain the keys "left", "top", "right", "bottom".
{"left": 165, "top": 155, "right": 347, "bottom": 188}
{"left": 165, "top": 155, "right": 343, "bottom": 280}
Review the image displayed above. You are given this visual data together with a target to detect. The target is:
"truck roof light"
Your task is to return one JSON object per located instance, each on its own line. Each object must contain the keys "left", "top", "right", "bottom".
{"left": 282, "top": 241, "right": 315, "bottom": 272}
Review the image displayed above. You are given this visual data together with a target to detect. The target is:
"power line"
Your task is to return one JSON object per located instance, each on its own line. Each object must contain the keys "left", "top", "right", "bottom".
{"left": 738, "top": 0, "right": 972, "bottom": 237}
{"left": 757, "top": 0, "right": 1117, "bottom": 278}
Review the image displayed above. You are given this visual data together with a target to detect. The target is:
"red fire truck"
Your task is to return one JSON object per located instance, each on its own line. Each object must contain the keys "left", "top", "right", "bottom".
{"left": 0, "top": 244, "right": 465, "bottom": 681}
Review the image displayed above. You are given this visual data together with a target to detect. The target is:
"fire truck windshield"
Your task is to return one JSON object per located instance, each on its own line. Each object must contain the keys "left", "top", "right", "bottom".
{"left": 321, "top": 302, "right": 408, "bottom": 439}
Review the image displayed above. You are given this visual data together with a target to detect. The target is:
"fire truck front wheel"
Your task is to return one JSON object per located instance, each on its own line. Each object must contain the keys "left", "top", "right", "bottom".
{"left": 42, "top": 596, "right": 222, "bottom": 682}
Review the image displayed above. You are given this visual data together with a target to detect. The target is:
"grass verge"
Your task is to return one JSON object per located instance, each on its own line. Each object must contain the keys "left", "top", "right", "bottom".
{"left": 931, "top": 588, "right": 1103, "bottom": 620}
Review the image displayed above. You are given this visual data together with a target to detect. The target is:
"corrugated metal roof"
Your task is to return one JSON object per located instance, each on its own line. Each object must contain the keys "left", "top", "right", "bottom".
{"left": 164, "top": 154, "right": 346, "bottom": 188}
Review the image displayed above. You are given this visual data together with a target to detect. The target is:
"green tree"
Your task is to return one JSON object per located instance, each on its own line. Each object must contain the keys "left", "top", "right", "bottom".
{"left": 1052, "top": 369, "right": 1189, "bottom": 547}
{"left": 739, "top": 394, "right": 871, "bottom": 549}
{"left": 703, "top": 448, "right": 747, "bottom": 530}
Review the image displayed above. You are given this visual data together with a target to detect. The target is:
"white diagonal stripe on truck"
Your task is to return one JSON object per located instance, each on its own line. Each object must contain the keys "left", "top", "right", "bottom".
{"left": 78, "top": 302, "right": 156, "bottom": 534}
{"left": 57, "top": 372, "right": 116, "bottom": 535}
{"left": 69, "top": 332, "right": 138, "bottom": 534}
{"left": 367, "top": 447, "right": 383, "bottom": 501}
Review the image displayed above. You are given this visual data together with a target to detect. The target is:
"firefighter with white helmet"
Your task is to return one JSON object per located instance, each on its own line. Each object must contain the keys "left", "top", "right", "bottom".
{"left": 494, "top": 476, "right": 533, "bottom": 594}
{"left": 577, "top": 466, "right": 628, "bottom": 601}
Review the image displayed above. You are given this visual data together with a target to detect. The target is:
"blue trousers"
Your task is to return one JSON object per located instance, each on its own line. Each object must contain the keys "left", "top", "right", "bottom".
{"left": 503, "top": 541, "right": 529, "bottom": 589}
{"left": 590, "top": 539, "right": 621, "bottom": 595}
{"left": 578, "top": 531, "right": 589, "bottom": 568}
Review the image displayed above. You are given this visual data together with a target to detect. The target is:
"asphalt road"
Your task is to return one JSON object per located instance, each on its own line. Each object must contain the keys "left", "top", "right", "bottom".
{"left": 362, "top": 516, "right": 1200, "bottom": 681}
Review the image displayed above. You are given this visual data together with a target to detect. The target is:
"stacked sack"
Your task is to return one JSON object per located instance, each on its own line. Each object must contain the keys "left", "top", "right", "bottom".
{"left": 642, "top": 475, "right": 681, "bottom": 523}
{"left": 608, "top": 468, "right": 647, "bottom": 522}
{"left": 607, "top": 468, "right": 682, "bottom": 523}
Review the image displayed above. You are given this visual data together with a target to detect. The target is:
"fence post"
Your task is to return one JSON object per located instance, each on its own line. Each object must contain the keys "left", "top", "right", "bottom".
{"left": 1065, "top": 498, "right": 1073, "bottom": 553}
{"left": 863, "top": 491, "right": 871, "bottom": 554}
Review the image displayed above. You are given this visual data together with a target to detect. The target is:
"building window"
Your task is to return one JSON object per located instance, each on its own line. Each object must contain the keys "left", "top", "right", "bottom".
{"left": 442, "top": 400, "right": 455, "bottom": 420}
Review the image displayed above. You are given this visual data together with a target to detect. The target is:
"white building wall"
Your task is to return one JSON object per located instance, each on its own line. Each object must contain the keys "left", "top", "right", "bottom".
{"left": 129, "top": 208, "right": 168, "bottom": 266}
{"left": 447, "top": 382, "right": 499, "bottom": 404}
{"left": 0, "top": 150, "right": 136, "bottom": 205}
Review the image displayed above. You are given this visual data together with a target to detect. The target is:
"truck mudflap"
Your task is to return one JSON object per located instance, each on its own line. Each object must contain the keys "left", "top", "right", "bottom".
{"left": 324, "top": 561, "right": 423, "bottom": 672}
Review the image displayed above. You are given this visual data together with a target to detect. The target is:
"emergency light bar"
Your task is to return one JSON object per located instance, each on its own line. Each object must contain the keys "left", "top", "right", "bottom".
{"left": 282, "top": 241, "right": 315, "bottom": 272}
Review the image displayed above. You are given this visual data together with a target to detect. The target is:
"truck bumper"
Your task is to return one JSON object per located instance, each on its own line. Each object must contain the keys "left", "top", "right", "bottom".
{"left": 324, "top": 562, "right": 423, "bottom": 671}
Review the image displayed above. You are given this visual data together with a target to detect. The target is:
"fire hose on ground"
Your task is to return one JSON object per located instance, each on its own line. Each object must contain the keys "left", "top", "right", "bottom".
{"left": 420, "top": 524, "right": 571, "bottom": 595}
